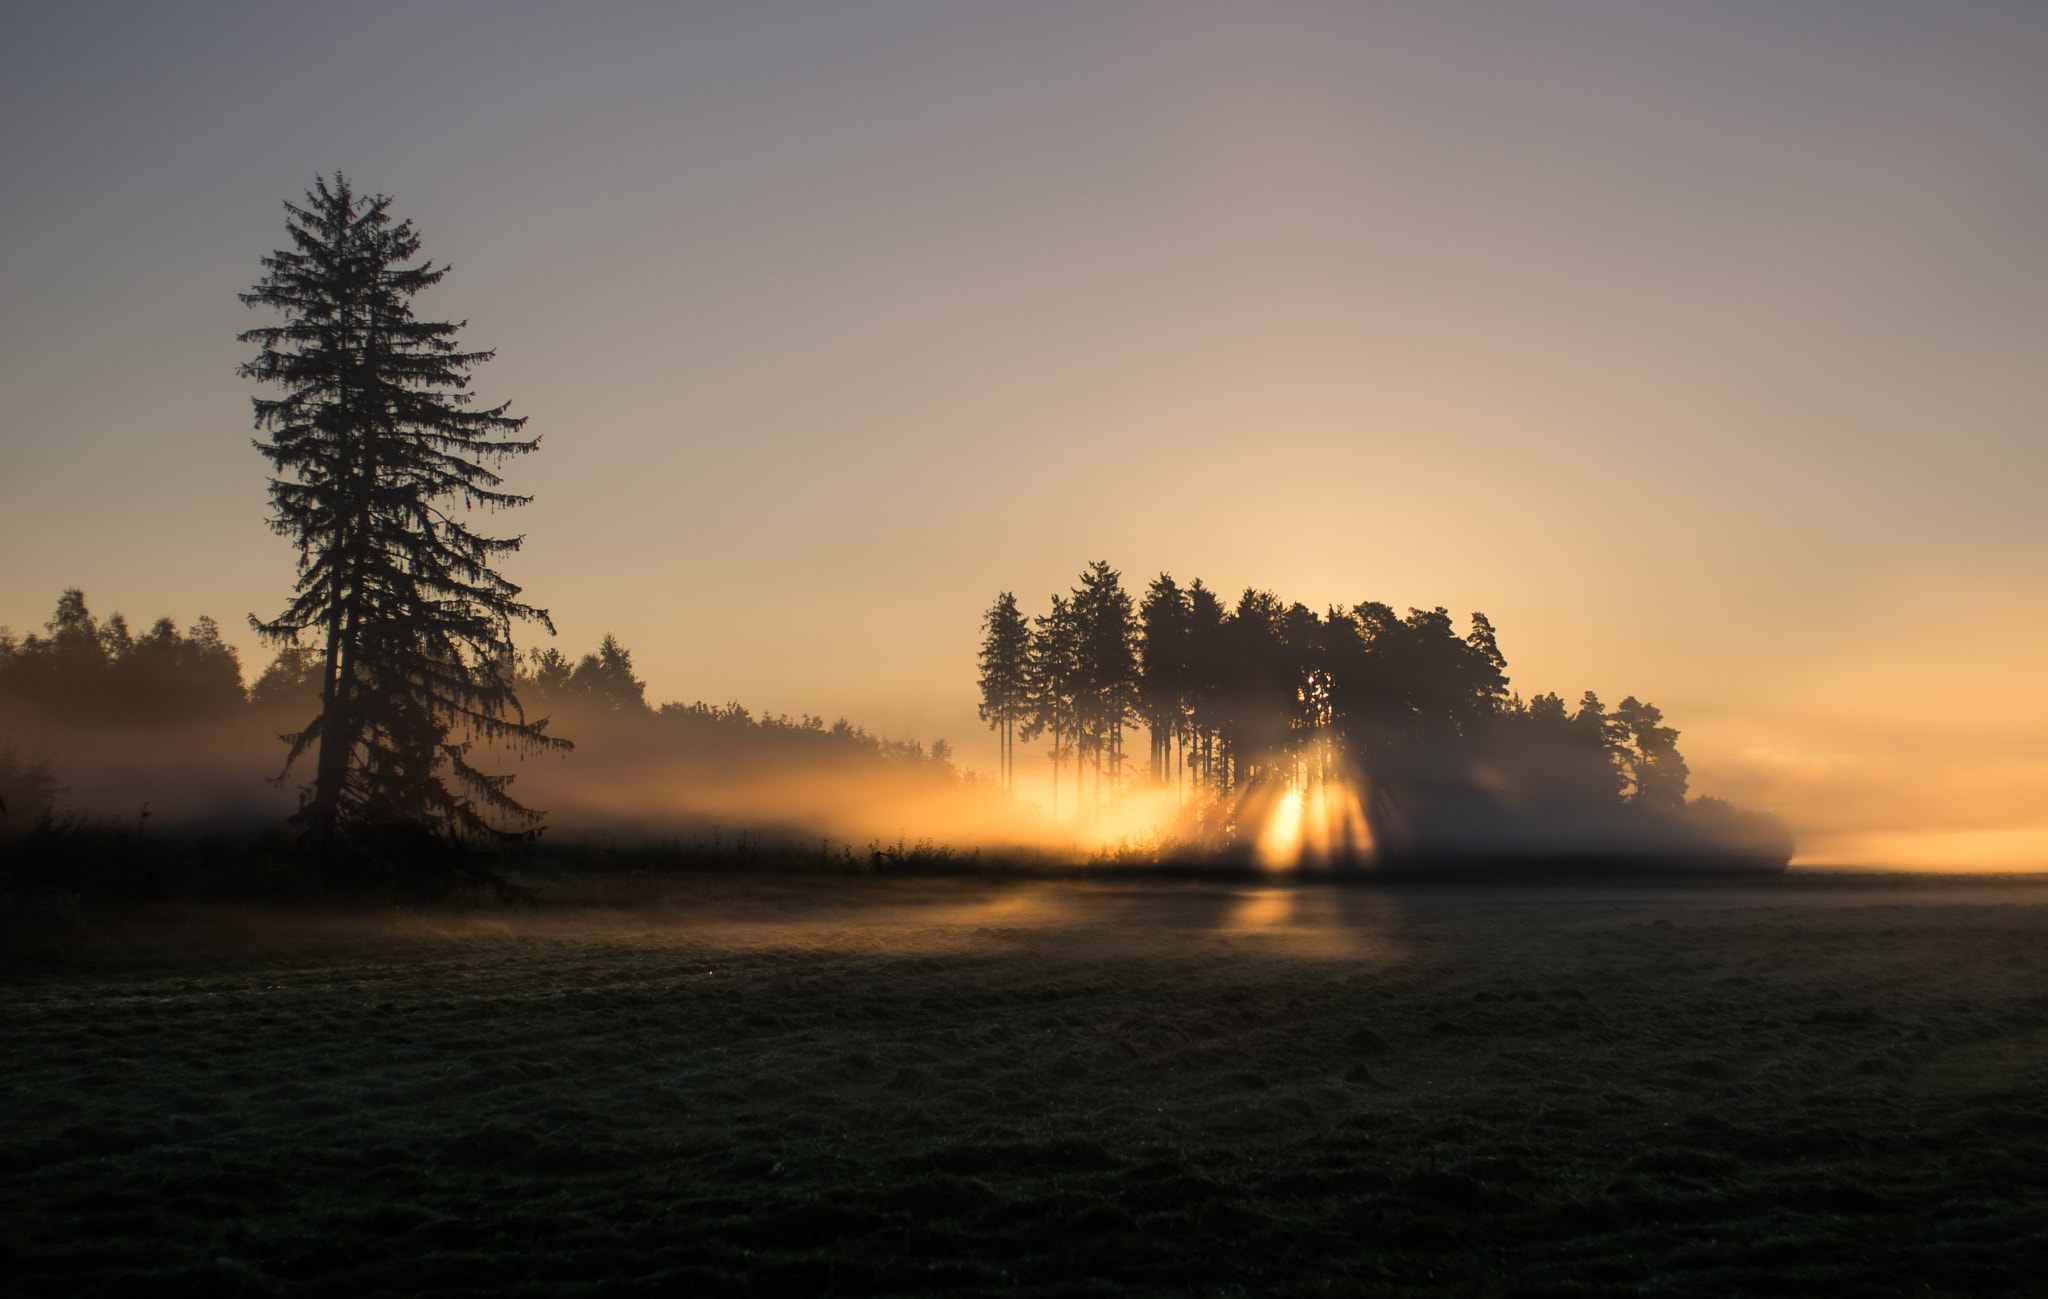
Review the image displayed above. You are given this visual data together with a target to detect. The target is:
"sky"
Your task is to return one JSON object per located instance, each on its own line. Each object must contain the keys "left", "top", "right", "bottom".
{"left": 2, "top": 2, "right": 2045, "bottom": 866}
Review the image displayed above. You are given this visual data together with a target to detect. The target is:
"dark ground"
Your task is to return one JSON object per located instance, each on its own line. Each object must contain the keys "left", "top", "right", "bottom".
{"left": 3, "top": 871, "right": 2046, "bottom": 1297}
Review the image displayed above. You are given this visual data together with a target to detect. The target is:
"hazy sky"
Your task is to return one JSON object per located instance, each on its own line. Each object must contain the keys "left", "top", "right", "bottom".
{"left": 3, "top": 3, "right": 2044, "bottom": 865}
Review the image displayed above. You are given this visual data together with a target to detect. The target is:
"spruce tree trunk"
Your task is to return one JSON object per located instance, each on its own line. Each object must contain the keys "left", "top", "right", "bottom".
{"left": 307, "top": 563, "right": 366, "bottom": 883}
{"left": 308, "top": 409, "right": 372, "bottom": 884}
{"left": 308, "top": 622, "right": 353, "bottom": 882}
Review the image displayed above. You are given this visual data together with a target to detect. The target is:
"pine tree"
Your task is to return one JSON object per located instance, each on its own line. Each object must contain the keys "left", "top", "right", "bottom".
{"left": 1182, "top": 580, "right": 1229, "bottom": 794}
{"left": 1071, "top": 562, "right": 1140, "bottom": 817}
{"left": 1613, "top": 696, "right": 1690, "bottom": 809}
{"left": 569, "top": 634, "right": 648, "bottom": 712}
{"left": 976, "top": 592, "right": 1031, "bottom": 792}
{"left": 1137, "top": 574, "right": 1190, "bottom": 793}
{"left": 1464, "top": 612, "right": 1511, "bottom": 715}
{"left": 1570, "top": 691, "right": 1630, "bottom": 799}
{"left": 1019, "top": 595, "right": 1080, "bottom": 821}
{"left": 241, "top": 173, "right": 566, "bottom": 873}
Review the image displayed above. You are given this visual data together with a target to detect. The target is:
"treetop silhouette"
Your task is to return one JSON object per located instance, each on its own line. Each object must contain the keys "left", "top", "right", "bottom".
{"left": 977, "top": 593, "right": 1030, "bottom": 793}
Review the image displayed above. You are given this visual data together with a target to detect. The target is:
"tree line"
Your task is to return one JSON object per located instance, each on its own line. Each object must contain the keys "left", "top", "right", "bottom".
{"left": 0, "top": 587, "right": 966, "bottom": 809}
{"left": 513, "top": 637, "right": 963, "bottom": 771}
{"left": 0, "top": 589, "right": 302, "bottom": 725}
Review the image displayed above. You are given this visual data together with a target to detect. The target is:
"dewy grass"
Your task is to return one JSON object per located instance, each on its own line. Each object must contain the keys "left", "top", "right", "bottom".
{"left": 3, "top": 876, "right": 2046, "bottom": 1296}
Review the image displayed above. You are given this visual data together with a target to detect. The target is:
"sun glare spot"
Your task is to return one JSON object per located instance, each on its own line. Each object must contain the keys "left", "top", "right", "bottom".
{"left": 1254, "top": 761, "right": 1376, "bottom": 869}
{"left": 1256, "top": 790, "right": 1306, "bottom": 869}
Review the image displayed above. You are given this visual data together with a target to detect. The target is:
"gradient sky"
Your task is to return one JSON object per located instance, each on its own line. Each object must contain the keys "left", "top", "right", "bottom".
{"left": 3, "top": 3, "right": 2045, "bottom": 865}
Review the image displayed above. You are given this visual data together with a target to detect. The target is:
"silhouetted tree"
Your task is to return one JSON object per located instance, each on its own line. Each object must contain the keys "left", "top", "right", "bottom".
{"left": 976, "top": 592, "right": 1031, "bottom": 793}
{"left": 1182, "top": 580, "right": 1230, "bottom": 793}
{"left": 241, "top": 173, "right": 565, "bottom": 872}
{"left": 1138, "top": 574, "right": 1191, "bottom": 792}
{"left": 1071, "top": 562, "right": 1140, "bottom": 817}
{"left": 1020, "top": 594, "right": 1080, "bottom": 821}
{"left": 1465, "top": 612, "right": 1511, "bottom": 716}
{"left": 1570, "top": 691, "right": 1630, "bottom": 795}
{"left": 1209, "top": 589, "right": 1297, "bottom": 790}
{"left": 525, "top": 647, "right": 574, "bottom": 696}
{"left": 1614, "top": 696, "right": 1689, "bottom": 808}
{"left": 569, "top": 634, "right": 647, "bottom": 712}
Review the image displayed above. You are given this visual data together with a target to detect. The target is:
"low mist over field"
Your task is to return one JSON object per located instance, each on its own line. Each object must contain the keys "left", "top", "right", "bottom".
{"left": 0, "top": 598, "right": 1026, "bottom": 858}
{"left": 1, "top": 584, "right": 1790, "bottom": 875}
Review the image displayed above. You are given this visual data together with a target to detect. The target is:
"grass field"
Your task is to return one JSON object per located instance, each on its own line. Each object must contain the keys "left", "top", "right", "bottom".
{"left": 4, "top": 872, "right": 2046, "bottom": 1296}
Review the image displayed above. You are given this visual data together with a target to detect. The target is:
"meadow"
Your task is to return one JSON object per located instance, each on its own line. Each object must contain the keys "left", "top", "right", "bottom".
{"left": 4, "top": 871, "right": 2046, "bottom": 1297}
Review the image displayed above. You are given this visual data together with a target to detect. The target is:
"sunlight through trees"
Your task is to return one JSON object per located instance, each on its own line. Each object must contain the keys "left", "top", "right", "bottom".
{"left": 990, "top": 563, "right": 1789, "bottom": 868}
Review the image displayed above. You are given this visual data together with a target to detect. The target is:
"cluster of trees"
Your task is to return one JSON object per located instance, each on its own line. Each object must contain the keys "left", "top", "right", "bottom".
{"left": 976, "top": 563, "right": 1140, "bottom": 814}
{"left": 980, "top": 562, "right": 1762, "bottom": 862}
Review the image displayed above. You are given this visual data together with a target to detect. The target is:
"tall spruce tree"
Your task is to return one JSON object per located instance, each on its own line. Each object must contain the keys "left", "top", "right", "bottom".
{"left": 976, "top": 592, "right": 1031, "bottom": 792}
{"left": 241, "top": 174, "right": 566, "bottom": 873}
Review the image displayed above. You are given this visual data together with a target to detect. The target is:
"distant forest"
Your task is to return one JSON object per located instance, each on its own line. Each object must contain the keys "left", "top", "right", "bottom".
{"left": 515, "top": 635, "right": 960, "bottom": 769}
{"left": 0, "top": 589, "right": 967, "bottom": 833}
{"left": 981, "top": 563, "right": 1789, "bottom": 866}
